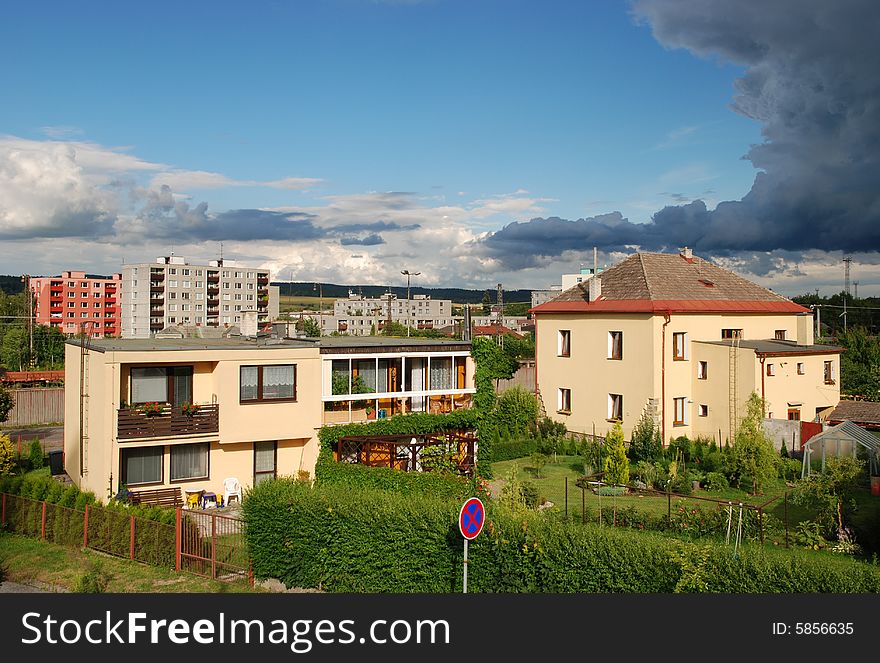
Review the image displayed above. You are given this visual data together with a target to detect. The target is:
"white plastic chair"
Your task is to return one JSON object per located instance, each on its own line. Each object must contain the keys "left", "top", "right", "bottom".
{"left": 223, "top": 477, "right": 242, "bottom": 505}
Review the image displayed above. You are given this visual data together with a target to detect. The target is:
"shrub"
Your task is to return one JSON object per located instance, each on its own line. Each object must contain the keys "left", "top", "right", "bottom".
{"left": 73, "top": 563, "right": 110, "bottom": 593}
{"left": 28, "top": 439, "right": 44, "bottom": 470}
{"left": 603, "top": 422, "right": 629, "bottom": 486}
{"left": 597, "top": 486, "right": 626, "bottom": 497}
{"left": 703, "top": 472, "right": 729, "bottom": 491}
{"left": 779, "top": 458, "right": 803, "bottom": 482}
{"left": 491, "top": 437, "right": 539, "bottom": 462}
{"left": 0, "top": 434, "right": 16, "bottom": 477}
{"left": 728, "top": 393, "right": 781, "bottom": 494}
{"left": 628, "top": 411, "right": 662, "bottom": 462}
{"left": 520, "top": 481, "right": 540, "bottom": 509}
{"left": 633, "top": 461, "right": 659, "bottom": 488}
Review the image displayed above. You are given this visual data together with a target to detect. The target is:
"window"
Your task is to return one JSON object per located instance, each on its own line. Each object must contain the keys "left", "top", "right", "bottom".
{"left": 697, "top": 361, "right": 708, "bottom": 380}
{"left": 234, "top": 293, "right": 242, "bottom": 301}
{"left": 120, "top": 446, "right": 163, "bottom": 486}
{"left": 169, "top": 280, "right": 177, "bottom": 287}
{"left": 169, "top": 268, "right": 176, "bottom": 275}
{"left": 183, "top": 280, "right": 191, "bottom": 288}
{"left": 181, "top": 292, "right": 190, "bottom": 300}
{"left": 608, "top": 393, "right": 623, "bottom": 421}
{"left": 254, "top": 440, "right": 277, "bottom": 484}
{"left": 824, "top": 361, "right": 834, "bottom": 384}
{"left": 558, "top": 330, "right": 571, "bottom": 357}
{"left": 766, "top": 363, "right": 775, "bottom": 376}
{"left": 170, "top": 442, "right": 209, "bottom": 482}
{"left": 787, "top": 408, "right": 801, "bottom": 421}
{"left": 182, "top": 269, "right": 190, "bottom": 276}
{"left": 235, "top": 282, "right": 242, "bottom": 289}
{"left": 672, "top": 332, "right": 687, "bottom": 360}
{"left": 557, "top": 388, "right": 571, "bottom": 414}
{"left": 797, "top": 362, "right": 805, "bottom": 375}
{"left": 775, "top": 330, "right": 787, "bottom": 340}
{"left": 608, "top": 331, "right": 623, "bottom": 360}
{"left": 130, "top": 366, "right": 193, "bottom": 405}
{"left": 240, "top": 365, "right": 296, "bottom": 402}
{"left": 673, "top": 397, "right": 687, "bottom": 425}
{"left": 721, "top": 329, "right": 743, "bottom": 340}
{"left": 698, "top": 404, "right": 708, "bottom": 417}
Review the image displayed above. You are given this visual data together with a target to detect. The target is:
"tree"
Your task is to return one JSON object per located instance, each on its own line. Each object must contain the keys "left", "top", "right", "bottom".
{"left": 0, "top": 383, "right": 13, "bottom": 423}
{"left": 792, "top": 456, "right": 865, "bottom": 539}
{"left": 728, "top": 392, "right": 781, "bottom": 494}
{"left": 481, "top": 292, "right": 492, "bottom": 315}
{"left": 297, "top": 316, "right": 321, "bottom": 337}
{"left": 493, "top": 386, "right": 539, "bottom": 438}
{"left": 628, "top": 410, "right": 662, "bottom": 462}
{"left": 603, "top": 421, "right": 629, "bottom": 486}
{"left": 0, "top": 433, "right": 16, "bottom": 476}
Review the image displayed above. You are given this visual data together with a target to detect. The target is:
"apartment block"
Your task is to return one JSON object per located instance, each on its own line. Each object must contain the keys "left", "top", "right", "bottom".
{"left": 324, "top": 292, "right": 457, "bottom": 335}
{"left": 30, "top": 271, "right": 122, "bottom": 338}
{"left": 121, "top": 256, "right": 277, "bottom": 338}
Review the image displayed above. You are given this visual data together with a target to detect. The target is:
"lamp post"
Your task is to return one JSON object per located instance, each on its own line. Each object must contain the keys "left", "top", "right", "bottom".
{"left": 313, "top": 282, "right": 323, "bottom": 335}
{"left": 401, "top": 270, "right": 420, "bottom": 337}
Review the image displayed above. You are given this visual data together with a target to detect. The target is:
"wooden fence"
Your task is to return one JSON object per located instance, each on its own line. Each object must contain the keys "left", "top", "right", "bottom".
{"left": 4, "top": 387, "right": 64, "bottom": 426}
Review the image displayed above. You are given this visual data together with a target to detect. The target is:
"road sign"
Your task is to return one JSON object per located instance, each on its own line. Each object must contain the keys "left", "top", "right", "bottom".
{"left": 458, "top": 497, "right": 485, "bottom": 541}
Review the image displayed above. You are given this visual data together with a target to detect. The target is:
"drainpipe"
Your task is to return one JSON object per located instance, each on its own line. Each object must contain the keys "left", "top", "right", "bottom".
{"left": 661, "top": 311, "right": 671, "bottom": 447}
{"left": 759, "top": 355, "right": 766, "bottom": 415}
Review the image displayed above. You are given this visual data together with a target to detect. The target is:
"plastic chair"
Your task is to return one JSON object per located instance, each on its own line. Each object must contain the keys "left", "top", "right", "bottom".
{"left": 223, "top": 477, "right": 242, "bottom": 505}
{"left": 185, "top": 489, "right": 203, "bottom": 510}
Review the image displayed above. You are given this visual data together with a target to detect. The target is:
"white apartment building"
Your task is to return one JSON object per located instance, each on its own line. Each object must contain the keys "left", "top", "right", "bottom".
{"left": 121, "top": 256, "right": 279, "bottom": 338}
{"left": 324, "top": 293, "right": 457, "bottom": 335}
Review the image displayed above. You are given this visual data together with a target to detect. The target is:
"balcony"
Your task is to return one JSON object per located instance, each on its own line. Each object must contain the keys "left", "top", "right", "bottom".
{"left": 150, "top": 286, "right": 165, "bottom": 294}
{"left": 207, "top": 287, "right": 219, "bottom": 295}
{"left": 117, "top": 403, "right": 219, "bottom": 440}
{"left": 150, "top": 272, "right": 165, "bottom": 281}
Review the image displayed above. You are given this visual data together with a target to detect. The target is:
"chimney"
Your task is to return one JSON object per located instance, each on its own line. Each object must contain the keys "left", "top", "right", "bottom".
{"left": 681, "top": 247, "right": 693, "bottom": 259}
{"left": 796, "top": 313, "right": 814, "bottom": 346}
{"left": 241, "top": 310, "right": 259, "bottom": 337}
{"left": 589, "top": 275, "right": 602, "bottom": 302}
{"left": 593, "top": 246, "right": 598, "bottom": 275}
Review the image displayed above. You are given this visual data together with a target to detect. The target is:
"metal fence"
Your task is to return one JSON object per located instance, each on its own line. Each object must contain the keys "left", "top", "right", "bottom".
{"left": 1, "top": 493, "right": 251, "bottom": 584}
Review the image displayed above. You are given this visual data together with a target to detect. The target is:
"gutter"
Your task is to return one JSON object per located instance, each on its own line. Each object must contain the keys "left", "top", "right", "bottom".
{"left": 661, "top": 310, "right": 671, "bottom": 447}
{"left": 759, "top": 356, "right": 766, "bottom": 416}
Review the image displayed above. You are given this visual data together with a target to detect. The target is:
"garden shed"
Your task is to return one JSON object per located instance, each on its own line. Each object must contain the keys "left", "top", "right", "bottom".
{"left": 800, "top": 420, "right": 880, "bottom": 478}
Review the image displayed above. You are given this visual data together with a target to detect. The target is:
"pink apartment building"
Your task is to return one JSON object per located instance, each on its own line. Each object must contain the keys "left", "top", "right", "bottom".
{"left": 31, "top": 271, "right": 122, "bottom": 338}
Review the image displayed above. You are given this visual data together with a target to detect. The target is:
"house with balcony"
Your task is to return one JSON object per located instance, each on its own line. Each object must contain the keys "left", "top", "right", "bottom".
{"left": 531, "top": 250, "right": 841, "bottom": 445}
{"left": 63, "top": 334, "right": 476, "bottom": 499}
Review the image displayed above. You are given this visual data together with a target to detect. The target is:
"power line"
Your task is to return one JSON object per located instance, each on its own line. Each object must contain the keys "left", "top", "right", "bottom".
{"left": 813, "top": 303, "right": 880, "bottom": 311}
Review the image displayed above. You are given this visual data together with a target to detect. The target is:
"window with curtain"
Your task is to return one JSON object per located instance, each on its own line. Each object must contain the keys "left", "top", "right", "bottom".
{"left": 254, "top": 441, "right": 277, "bottom": 485}
{"left": 121, "top": 446, "right": 163, "bottom": 486}
{"left": 354, "top": 360, "right": 377, "bottom": 392}
{"left": 377, "top": 360, "right": 389, "bottom": 393}
{"left": 241, "top": 365, "right": 296, "bottom": 402}
{"left": 170, "top": 442, "right": 209, "bottom": 481}
{"left": 131, "top": 367, "right": 167, "bottom": 403}
{"left": 429, "top": 358, "right": 453, "bottom": 390}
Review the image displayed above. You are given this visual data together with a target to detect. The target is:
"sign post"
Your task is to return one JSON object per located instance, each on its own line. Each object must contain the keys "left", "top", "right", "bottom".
{"left": 458, "top": 497, "right": 485, "bottom": 594}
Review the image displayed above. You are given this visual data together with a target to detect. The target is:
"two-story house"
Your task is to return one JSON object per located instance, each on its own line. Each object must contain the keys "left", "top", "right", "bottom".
{"left": 531, "top": 250, "right": 841, "bottom": 445}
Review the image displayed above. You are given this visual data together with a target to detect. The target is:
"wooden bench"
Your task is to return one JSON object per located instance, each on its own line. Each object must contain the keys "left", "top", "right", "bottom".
{"left": 128, "top": 487, "right": 183, "bottom": 508}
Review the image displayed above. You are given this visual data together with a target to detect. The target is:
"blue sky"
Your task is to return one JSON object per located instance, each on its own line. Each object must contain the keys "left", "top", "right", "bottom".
{"left": 0, "top": 0, "right": 875, "bottom": 294}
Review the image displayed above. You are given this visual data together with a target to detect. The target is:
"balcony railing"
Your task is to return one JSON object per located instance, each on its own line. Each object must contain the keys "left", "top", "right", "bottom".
{"left": 117, "top": 403, "right": 219, "bottom": 440}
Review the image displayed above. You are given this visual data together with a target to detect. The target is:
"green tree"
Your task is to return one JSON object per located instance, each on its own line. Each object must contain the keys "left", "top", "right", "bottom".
{"left": 28, "top": 438, "right": 44, "bottom": 469}
{"left": 493, "top": 386, "right": 539, "bottom": 438}
{"left": 1, "top": 325, "right": 29, "bottom": 370}
{"left": 603, "top": 421, "right": 629, "bottom": 485}
{"left": 628, "top": 410, "right": 662, "bottom": 462}
{"left": 728, "top": 392, "right": 781, "bottom": 494}
{"left": 297, "top": 316, "right": 321, "bottom": 337}
{"left": 0, "top": 433, "right": 16, "bottom": 476}
{"left": 470, "top": 336, "right": 517, "bottom": 412}
{"left": 792, "top": 456, "right": 865, "bottom": 538}
{"left": 0, "top": 383, "right": 13, "bottom": 423}
{"left": 837, "top": 327, "right": 880, "bottom": 400}
{"left": 481, "top": 292, "right": 492, "bottom": 315}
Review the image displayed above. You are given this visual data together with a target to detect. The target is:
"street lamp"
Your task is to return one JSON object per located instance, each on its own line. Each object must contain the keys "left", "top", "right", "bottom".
{"left": 313, "top": 282, "right": 323, "bottom": 335}
{"left": 401, "top": 270, "right": 420, "bottom": 337}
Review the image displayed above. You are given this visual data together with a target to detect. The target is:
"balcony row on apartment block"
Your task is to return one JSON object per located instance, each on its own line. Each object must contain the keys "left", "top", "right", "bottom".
{"left": 63, "top": 336, "right": 476, "bottom": 500}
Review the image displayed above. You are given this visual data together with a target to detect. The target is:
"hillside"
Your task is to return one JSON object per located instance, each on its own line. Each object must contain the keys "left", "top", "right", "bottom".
{"left": 276, "top": 282, "right": 532, "bottom": 305}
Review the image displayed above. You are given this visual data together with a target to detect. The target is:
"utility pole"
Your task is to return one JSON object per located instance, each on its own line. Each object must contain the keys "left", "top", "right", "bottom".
{"left": 496, "top": 283, "right": 504, "bottom": 348}
{"left": 844, "top": 256, "right": 852, "bottom": 297}
{"left": 313, "top": 282, "right": 323, "bottom": 335}
{"left": 401, "top": 270, "right": 420, "bottom": 338}
{"left": 21, "top": 274, "right": 34, "bottom": 368}
{"left": 854, "top": 281, "right": 859, "bottom": 299}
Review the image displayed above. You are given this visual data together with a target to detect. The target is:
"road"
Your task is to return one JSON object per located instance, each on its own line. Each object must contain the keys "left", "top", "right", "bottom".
{"left": 0, "top": 425, "right": 63, "bottom": 452}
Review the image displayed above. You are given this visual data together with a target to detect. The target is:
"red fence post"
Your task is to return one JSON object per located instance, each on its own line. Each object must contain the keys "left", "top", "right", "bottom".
{"left": 211, "top": 512, "right": 217, "bottom": 580}
{"left": 249, "top": 562, "right": 254, "bottom": 589}
{"left": 175, "top": 508, "right": 182, "bottom": 572}
{"left": 130, "top": 515, "right": 135, "bottom": 560}
{"left": 41, "top": 501, "right": 47, "bottom": 540}
{"left": 83, "top": 503, "right": 90, "bottom": 548}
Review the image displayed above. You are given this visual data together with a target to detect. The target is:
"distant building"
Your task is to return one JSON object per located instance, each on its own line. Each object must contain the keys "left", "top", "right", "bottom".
{"left": 120, "top": 256, "right": 278, "bottom": 338}
{"left": 324, "top": 292, "right": 456, "bottom": 335}
{"left": 30, "top": 271, "right": 122, "bottom": 338}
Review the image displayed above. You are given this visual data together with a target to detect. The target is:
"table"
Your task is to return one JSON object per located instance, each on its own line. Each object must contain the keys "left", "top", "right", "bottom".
{"left": 200, "top": 491, "right": 218, "bottom": 509}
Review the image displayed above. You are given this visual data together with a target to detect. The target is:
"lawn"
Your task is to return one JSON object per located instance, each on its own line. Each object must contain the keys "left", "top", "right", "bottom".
{"left": 0, "top": 533, "right": 262, "bottom": 593}
{"left": 278, "top": 295, "right": 334, "bottom": 313}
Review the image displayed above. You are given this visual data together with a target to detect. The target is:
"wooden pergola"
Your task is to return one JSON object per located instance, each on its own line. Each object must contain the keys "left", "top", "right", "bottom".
{"left": 335, "top": 431, "right": 477, "bottom": 475}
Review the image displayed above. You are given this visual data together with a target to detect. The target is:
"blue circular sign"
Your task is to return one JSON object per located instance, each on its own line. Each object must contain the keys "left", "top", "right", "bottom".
{"left": 458, "top": 497, "right": 485, "bottom": 540}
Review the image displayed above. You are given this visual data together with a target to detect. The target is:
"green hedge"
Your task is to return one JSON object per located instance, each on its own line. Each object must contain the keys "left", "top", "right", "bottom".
{"left": 489, "top": 438, "right": 539, "bottom": 463}
{"left": 316, "top": 460, "right": 471, "bottom": 501}
{"left": 243, "top": 478, "right": 880, "bottom": 593}
{"left": 317, "top": 410, "right": 479, "bottom": 453}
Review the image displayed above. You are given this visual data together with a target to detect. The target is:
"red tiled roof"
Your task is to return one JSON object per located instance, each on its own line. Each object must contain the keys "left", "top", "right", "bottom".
{"left": 531, "top": 252, "right": 809, "bottom": 315}
{"left": 473, "top": 324, "right": 524, "bottom": 338}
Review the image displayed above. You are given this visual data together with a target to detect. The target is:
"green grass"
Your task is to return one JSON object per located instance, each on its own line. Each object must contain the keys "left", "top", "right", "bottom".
{"left": 278, "top": 295, "right": 334, "bottom": 313}
{"left": 0, "top": 533, "right": 262, "bottom": 593}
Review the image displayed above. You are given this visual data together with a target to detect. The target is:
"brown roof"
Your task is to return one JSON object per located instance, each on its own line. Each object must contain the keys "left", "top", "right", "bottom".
{"left": 533, "top": 252, "right": 809, "bottom": 314}
{"left": 827, "top": 400, "right": 880, "bottom": 427}
{"left": 473, "top": 324, "right": 523, "bottom": 338}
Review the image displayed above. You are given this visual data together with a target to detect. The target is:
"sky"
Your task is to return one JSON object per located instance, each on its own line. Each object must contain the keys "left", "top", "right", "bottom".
{"left": 1, "top": 0, "right": 878, "bottom": 296}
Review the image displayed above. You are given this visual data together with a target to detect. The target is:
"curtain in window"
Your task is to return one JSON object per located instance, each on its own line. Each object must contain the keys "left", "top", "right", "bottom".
{"left": 254, "top": 441, "right": 276, "bottom": 485}
{"left": 123, "top": 446, "right": 162, "bottom": 485}
{"left": 409, "top": 358, "right": 426, "bottom": 411}
{"left": 377, "top": 360, "right": 389, "bottom": 393}
{"left": 263, "top": 365, "right": 295, "bottom": 399}
{"left": 240, "top": 366, "right": 258, "bottom": 400}
{"left": 170, "top": 443, "right": 208, "bottom": 480}
{"left": 354, "top": 360, "right": 376, "bottom": 392}
{"left": 131, "top": 367, "right": 167, "bottom": 403}
{"left": 429, "top": 358, "right": 453, "bottom": 390}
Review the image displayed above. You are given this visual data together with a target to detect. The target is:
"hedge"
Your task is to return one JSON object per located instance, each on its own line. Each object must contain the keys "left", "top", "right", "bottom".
{"left": 316, "top": 460, "right": 472, "bottom": 501}
{"left": 490, "top": 438, "right": 539, "bottom": 463}
{"left": 243, "top": 479, "right": 880, "bottom": 593}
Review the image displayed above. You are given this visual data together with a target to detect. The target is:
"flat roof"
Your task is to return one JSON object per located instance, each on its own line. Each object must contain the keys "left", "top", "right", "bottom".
{"left": 696, "top": 339, "right": 843, "bottom": 356}
{"left": 66, "top": 335, "right": 472, "bottom": 354}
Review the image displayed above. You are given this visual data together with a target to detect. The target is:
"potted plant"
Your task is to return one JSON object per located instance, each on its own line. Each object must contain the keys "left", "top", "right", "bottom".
{"left": 365, "top": 404, "right": 376, "bottom": 420}
{"left": 181, "top": 402, "right": 199, "bottom": 418}
{"left": 140, "top": 401, "right": 164, "bottom": 417}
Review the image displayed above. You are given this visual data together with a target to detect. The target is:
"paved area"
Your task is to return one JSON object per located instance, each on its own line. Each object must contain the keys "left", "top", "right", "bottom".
{"left": 0, "top": 425, "right": 64, "bottom": 452}
{"left": 0, "top": 580, "right": 68, "bottom": 593}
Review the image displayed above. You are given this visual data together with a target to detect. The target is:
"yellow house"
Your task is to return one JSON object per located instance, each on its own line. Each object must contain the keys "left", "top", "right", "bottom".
{"left": 531, "top": 250, "right": 841, "bottom": 445}
{"left": 64, "top": 335, "right": 476, "bottom": 500}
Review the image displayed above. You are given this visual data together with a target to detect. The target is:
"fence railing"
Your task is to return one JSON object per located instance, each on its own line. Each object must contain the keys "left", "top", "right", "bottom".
{"left": 0, "top": 493, "right": 251, "bottom": 584}
{"left": 117, "top": 404, "right": 220, "bottom": 440}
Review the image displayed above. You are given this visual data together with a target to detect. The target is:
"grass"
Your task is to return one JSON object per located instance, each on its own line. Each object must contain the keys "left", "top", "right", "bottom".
{"left": 278, "top": 294, "right": 334, "bottom": 313}
{"left": 0, "top": 533, "right": 262, "bottom": 593}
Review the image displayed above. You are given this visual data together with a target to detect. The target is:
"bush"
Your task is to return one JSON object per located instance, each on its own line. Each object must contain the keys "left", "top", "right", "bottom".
{"left": 703, "top": 472, "right": 729, "bottom": 491}
{"left": 243, "top": 479, "right": 880, "bottom": 593}
{"left": 491, "top": 437, "right": 539, "bottom": 463}
{"left": 597, "top": 486, "right": 627, "bottom": 497}
{"left": 779, "top": 458, "right": 803, "bottom": 482}
{"left": 0, "top": 434, "right": 16, "bottom": 477}
{"left": 27, "top": 439, "right": 44, "bottom": 470}
{"left": 73, "top": 562, "right": 110, "bottom": 593}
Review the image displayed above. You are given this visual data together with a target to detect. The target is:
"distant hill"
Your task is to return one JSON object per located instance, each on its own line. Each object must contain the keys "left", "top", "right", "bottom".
{"left": 0, "top": 275, "right": 26, "bottom": 295}
{"left": 275, "top": 282, "right": 533, "bottom": 304}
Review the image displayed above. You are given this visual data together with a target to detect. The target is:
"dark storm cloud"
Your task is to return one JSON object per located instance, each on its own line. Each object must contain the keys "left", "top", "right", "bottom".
{"left": 340, "top": 234, "right": 386, "bottom": 246}
{"left": 330, "top": 220, "right": 420, "bottom": 233}
{"left": 481, "top": 0, "right": 880, "bottom": 269}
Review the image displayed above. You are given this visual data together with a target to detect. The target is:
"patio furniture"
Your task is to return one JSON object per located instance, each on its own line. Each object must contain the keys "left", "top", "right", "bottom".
{"left": 184, "top": 489, "right": 203, "bottom": 510}
{"left": 201, "top": 491, "right": 218, "bottom": 509}
{"left": 223, "top": 477, "right": 242, "bottom": 505}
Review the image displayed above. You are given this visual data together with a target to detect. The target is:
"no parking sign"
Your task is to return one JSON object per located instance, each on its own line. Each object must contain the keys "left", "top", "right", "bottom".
{"left": 458, "top": 497, "right": 484, "bottom": 593}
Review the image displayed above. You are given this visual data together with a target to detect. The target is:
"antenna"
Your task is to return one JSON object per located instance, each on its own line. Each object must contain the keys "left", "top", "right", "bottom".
{"left": 854, "top": 281, "right": 859, "bottom": 299}
{"left": 844, "top": 256, "right": 852, "bottom": 297}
